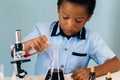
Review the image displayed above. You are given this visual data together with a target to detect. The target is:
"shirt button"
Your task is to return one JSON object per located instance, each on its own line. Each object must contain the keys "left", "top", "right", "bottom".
{"left": 61, "top": 65, "right": 64, "bottom": 68}
{"left": 65, "top": 48, "right": 67, "bottom": 51}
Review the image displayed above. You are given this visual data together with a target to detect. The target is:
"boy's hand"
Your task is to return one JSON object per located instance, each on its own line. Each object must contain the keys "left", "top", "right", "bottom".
{"left": 71, "top": 68, "right": 90, "bottom": 80}
{"left": 23, "top": 35, "right": 51, "bottom": 53}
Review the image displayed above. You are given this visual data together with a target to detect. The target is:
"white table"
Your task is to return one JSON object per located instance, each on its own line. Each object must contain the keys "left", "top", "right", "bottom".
{"left": 4, "top": 70, "right": 120, "bottom": 80}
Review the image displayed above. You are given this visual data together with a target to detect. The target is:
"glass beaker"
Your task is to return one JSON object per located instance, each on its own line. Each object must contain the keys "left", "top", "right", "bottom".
{"left": 0, "top": 64, "right": 4, "bottom": 80}
{"left": 45, "top": 47, "right": 64, "bottom": 80}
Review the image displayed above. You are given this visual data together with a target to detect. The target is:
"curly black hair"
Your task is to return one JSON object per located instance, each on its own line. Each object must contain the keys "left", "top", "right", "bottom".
{"left": 57, "top": 0, "right": 96, "bottom": 14}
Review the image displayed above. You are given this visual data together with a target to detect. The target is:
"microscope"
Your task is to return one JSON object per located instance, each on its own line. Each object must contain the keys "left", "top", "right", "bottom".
{"left": 10, "top": 30, "right": 31, "bottom": 80}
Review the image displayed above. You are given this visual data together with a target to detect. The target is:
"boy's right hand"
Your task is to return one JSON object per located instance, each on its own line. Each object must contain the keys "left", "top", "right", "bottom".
{"left": 23, "top": 35, "right": 51, "bottom": 53}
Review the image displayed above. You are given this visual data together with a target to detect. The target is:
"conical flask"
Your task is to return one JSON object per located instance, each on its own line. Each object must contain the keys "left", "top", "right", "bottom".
{"left": 45, "top": 47, "right": 65, "bottom": 80}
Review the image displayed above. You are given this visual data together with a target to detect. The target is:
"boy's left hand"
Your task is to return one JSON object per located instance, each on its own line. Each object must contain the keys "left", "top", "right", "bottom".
{"left": 71, "top": 68, "right": 90, "bottom": 80}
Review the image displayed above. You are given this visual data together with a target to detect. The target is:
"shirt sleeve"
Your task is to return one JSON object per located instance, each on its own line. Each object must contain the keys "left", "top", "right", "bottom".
{"left": 89, "top": 32, "right": 115, "bottom": 65}
{"left": 22, "top": 24, "right": 41, "bottom": 42}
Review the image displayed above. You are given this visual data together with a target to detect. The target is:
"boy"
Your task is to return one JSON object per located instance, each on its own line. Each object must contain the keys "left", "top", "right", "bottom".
{"left": 22, "top": 0, "right": 120, "bottom": 80}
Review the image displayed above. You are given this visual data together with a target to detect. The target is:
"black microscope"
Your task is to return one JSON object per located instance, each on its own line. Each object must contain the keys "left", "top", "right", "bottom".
{"left": 10, "top": 30, "right": 31, "bottom": 80}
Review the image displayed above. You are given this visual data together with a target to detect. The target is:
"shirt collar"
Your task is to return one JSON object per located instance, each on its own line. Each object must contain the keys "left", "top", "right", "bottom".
{"left": 51, "top": 21, "right": 86, "bottom": 40}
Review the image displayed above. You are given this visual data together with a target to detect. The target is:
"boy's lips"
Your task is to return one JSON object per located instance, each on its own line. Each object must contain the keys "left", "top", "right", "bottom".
{"left": 64, "top": 29, "right": 73, "bottom": 35}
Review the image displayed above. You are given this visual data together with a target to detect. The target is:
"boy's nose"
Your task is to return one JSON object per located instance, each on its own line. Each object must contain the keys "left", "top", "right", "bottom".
{"left": 67, "top": 20, "right": 75, "bottom": 27}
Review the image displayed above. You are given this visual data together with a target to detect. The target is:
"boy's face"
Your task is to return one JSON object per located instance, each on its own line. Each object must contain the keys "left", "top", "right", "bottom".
{"left": 58, "top": 1, "right": 92, "bottom": 37}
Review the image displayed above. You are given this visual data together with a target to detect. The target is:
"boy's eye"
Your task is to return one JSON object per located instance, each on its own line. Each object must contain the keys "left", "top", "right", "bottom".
{"left": 62, "top": 16, "right": 69, "bottom": 19}
{"left": 75, "top": 19, "right": 82, "bottom": 23}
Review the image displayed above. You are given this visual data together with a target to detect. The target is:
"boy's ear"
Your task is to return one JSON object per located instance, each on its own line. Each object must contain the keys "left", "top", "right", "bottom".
{"left": 87, "top": 14, "right": 93, "bottom": 21}
{"left": 57, "top": 7, "right": 60, "bottom": 14}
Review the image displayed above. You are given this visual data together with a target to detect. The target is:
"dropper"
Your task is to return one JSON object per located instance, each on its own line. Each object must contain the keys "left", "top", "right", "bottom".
{"left": 106, "top": 72, "right": 112, "bottom": 80}
{"left": 89, "top": 67, "right": 96, "bottom": 80}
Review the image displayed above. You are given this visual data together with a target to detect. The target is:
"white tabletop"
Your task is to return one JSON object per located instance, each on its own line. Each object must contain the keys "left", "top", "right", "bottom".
{"left": 4, "top": 70, "right": 120, "bottom": 80}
